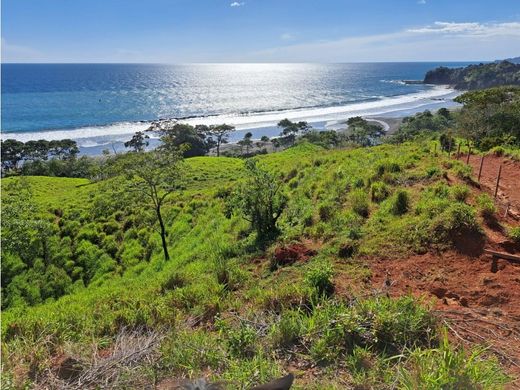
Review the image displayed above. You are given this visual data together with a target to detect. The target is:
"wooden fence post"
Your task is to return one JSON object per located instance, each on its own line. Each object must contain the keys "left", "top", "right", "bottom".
{"left": 494, "top": 164, "right": 502, "bottom": 199}
{"left": 478, "top": 155, "right": 485, "bottom": 182}
{"left": 466, "top": 146, "right": 471, "bottom": 164}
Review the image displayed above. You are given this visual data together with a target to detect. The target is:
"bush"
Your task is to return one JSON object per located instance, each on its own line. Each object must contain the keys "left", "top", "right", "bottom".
{"left": 390, "top": 190, "right": 410, "bottom": 216}
{"left": 370, "top": 182, "right": 390, "bottom": 203}
{"left": 351, "top": 189, "right": 369, "bottom": 218}
{"left": 489, "top": 146, "right": 505, "bottom": 157}
{"left": 476, "top": 193, "right": 496, "bottom": 219}
{"left": 450, "top": 184, "right": 470, "bottom": 202}
{"left": 224, "top": 323, "right": 258, "bottom": 358}
{"left": 508, "top": 226, "right": 520, "bottom": 243}
{"left": 305, "top": 261, "right": 334, "bottom": 297}
{"left": 430, "top": 203, "right": 480, "bottom": 242}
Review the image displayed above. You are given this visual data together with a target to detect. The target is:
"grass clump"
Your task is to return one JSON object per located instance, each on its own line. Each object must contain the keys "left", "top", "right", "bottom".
{"left": 305, "top": 261, "right": 334, "bottom": 297}
{"left": 450, "top": 184, "right": 470, "bottom": 202}
{"left": 370, "top": 181, "right": 390, "bottom": 203}
{"left": 399, "top": 333, "right": 509, "bottom": 389}
{"left": 508, "top": 226, "right": 520, "bottom": 243}
{"left": 390, "top": 190, "right": 410, "bottom": 216}
{"left": 476, "top": 193, "right": 496, "bottom": 219}
{"left": 350, "top": 189, "right": 369, "bottom": 218}
{"left": 430, "top": 203, "right": 481, "bottom": 243}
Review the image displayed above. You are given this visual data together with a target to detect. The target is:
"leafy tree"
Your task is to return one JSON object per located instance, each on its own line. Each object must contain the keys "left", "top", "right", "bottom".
{"left": 278, "top": 119, "right": 310, "bottom": 146}
{"left": 24, "top": 139, "right": 50, "bottom": 161}
{"left": 260, "top": 136, "right": 270, "bottom": 142}
{"left": 159, "top": 124, "right": 210, "bottom": 157}
{"left": 49, "top": 139, "right": 79, "bottom": 160}
{"left": 1, "top": 139, "right": 24, "bottom": 172}
{"left": 120, "top": 149, "right": 184, "bottom": 260}
{"left": 228, "top": 159, "right": 287, "bottom": 244}
{"left": 454, "top": 86, "right": 520, "bottom": 149}
{"left": 124, "top": 131, "right": 150, "bottom": 152}
{"left": 239, "top": 132, "right": 253, "bottom": 155}
{"left": 346, "top": 117, "right": 385, "bottom": 146}
{"left": 202, "top": 124, "right": 235, "bottom": 157}
{"left": 439, "top": 132, "right": 455, "bottom": 152}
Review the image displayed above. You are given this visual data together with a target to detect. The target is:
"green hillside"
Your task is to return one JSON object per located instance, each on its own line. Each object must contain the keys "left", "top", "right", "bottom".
{"left": 2, "top": 140, "right": 513, "bottom": 389}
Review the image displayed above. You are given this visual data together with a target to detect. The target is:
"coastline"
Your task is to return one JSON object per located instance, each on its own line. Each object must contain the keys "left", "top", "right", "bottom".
{"left": 1, "top": 85, "right": 460, "bottom": 156}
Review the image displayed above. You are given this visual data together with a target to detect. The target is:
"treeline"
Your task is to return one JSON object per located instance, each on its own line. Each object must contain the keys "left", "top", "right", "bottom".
{"left": 1, "top": 138, "right": 79, "bottom": 173}
{"left": 424, "top": 61, "right": 520, "bottom": 90}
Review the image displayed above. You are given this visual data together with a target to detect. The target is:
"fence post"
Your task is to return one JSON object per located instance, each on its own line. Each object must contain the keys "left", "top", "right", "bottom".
{"left": 466, "top": 146, "right": 471, "bottom": 164}
{"left": 494, "top": 164, "right": 502, "bottom": 199}
{"left": 456, "top": 143, "right": 461, "bottom": 159}
{"left": 478, "top": 155, "right": 485, "bottom": 182}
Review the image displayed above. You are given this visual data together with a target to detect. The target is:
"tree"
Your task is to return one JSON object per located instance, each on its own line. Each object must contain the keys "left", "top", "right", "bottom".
{"left": 228, "top": 159, "right": 287, "bottom": 244}
{"left": 24, "top": 140, "right": 50, "bottom": 161}
{"left": 346, "top": 117, "right": 385, "bottom": 146}
{"left": 159, "top": 124, "right": 209, "bottom": 157}
{"left": 124, "top": 131, "right": 150, "bottom": 152}
{"left": 260, "top": 136, "right": 270, "bottom": 142}
{"left": 120, "top": 149, "right": 184, "bottom": 261}
{"left": 454, "top": 86, "right": 520, "bottom": 149}
{"left": 49, "top": 139, "right": 79, "bottom": 160}
{"left": 1, "top": 139, "right": 25, "bottom": 172}
{"left": 201, "top": 124, "right": 235, "bottom": 157}
{"left": 242, "top": 132, "right": 253, "bottom": 155}
{"left": 277, "top": 119, "right": 310, "bottom": 146}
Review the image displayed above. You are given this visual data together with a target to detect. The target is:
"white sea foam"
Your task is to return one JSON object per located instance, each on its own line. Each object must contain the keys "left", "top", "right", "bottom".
{"left": 2, "top": 86, "right": 460, "bottom": 148}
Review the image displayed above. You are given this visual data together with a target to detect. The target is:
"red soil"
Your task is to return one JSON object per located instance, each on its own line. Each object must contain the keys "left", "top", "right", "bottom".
{"left": 370, "top": 155, "right": 520, "bottom": 383}
{"left": 460, "top": 153, "right": 520, "bottom": 219}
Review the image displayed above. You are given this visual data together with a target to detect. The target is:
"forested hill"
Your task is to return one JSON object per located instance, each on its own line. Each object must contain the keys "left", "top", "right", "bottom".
{"left": 424, "top": 61, "right": 520, "bottom": 89}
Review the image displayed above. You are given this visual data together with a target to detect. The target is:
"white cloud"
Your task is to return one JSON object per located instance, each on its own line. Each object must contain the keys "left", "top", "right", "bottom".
{"left": 230, "top": 2, "right": 244, "bottom": 7}
{"left": 417, "top": 0, "right": 427, "bottom": 4}
{"left": 280, "top": 33, "right": 294, "bottom": 41}
{"left": 407, "top": 21, "right": 520, "bottom": 37}
{"left": 242, "top": 20, "right": 520, "bottom": 62}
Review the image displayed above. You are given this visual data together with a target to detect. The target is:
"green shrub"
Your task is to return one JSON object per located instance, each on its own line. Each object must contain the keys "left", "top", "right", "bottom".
{"left": 375, "top": 160, "right": 401, "bottom": 176}
{"left": 425, "top": 166, "right": 441, "bottom": 178}
{"left": 351, "top": 189, "right": 369, "bottom": 218}
{"left": 476, "top": 193, "right": 496, "bottom": 219}
{"left": 450, "top": 184, "right": 470, "bottom": 202}
{"left": 305, "top": 261, "right": 334, "bottom": 297}
{"left": 430, "top": 203, "right": 480, "bottom": 242}
{"left": 270, "top": 310, "right": 303, "bottom": 348}
{"left": 390, "top": 190, "right": 410, "bottom": 216}
{"left": 224, "top": 322, "right": 258, "bottom": 358}
{"left": 453, "top": 163, "right": 473, "bottom": 181}
{"left": 489, "top": 146, "right": 505, "bottom": 157}
{"left": 370, "top": 182, "right": 390, "bottom": 203}
{"left": 508, "top": 226, "right": 520, "bottom": 243}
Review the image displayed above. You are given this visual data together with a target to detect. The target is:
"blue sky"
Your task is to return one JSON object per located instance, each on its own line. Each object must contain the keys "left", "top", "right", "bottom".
{"left": 2, "top": 0, "right": 520, "bottom": 62}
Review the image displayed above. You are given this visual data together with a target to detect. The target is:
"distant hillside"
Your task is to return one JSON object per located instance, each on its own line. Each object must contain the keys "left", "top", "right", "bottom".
{"left": 502, "top": 56, "right": 520, "bottom": 64}
{"left": 424, "top": 61, "right": 520, "bottom": 89}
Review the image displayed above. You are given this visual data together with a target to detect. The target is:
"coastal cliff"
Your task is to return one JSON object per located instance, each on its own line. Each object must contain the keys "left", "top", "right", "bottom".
{"left": 424, "top": 60, "right": 520, "bottom": 90}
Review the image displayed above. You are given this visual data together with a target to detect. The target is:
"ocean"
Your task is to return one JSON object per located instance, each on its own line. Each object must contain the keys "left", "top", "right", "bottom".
{"left": 1, "top": 63, "right": 471, "bottom": 153}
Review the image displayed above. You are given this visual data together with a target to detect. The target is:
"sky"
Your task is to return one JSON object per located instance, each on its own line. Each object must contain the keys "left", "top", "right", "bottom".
{"left": 2, "top": 0, "right": 520, "bottom": 63}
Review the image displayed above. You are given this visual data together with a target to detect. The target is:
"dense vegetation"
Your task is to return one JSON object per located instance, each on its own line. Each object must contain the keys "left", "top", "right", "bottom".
{"left": 1, "top": 87, "right": 518, "bottom": 388}
{"left": 2, "top": 139, "right": 513, "bottom": 388}
{"left": 424, "top": 60, "right": 520, "bottom": 89}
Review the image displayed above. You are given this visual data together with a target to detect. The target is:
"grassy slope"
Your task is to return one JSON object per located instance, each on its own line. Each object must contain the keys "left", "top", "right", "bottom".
{"left": 1, "top": 142, "right": 510, "bottom": 389}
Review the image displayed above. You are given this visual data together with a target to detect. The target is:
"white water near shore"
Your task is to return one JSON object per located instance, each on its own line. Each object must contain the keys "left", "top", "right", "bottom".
{"left": 2, "top": 86, "right": 460, "bottom": 152}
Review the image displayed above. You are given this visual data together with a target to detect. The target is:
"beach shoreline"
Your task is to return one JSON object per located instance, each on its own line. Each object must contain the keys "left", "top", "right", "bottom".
{"left": 1, "top": 85, "right": 460, "bottom": 156}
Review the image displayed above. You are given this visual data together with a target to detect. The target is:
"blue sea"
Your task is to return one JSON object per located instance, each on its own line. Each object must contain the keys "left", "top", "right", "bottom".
{"left": 1, "top": 63, "right": 471, "bottom": 153}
